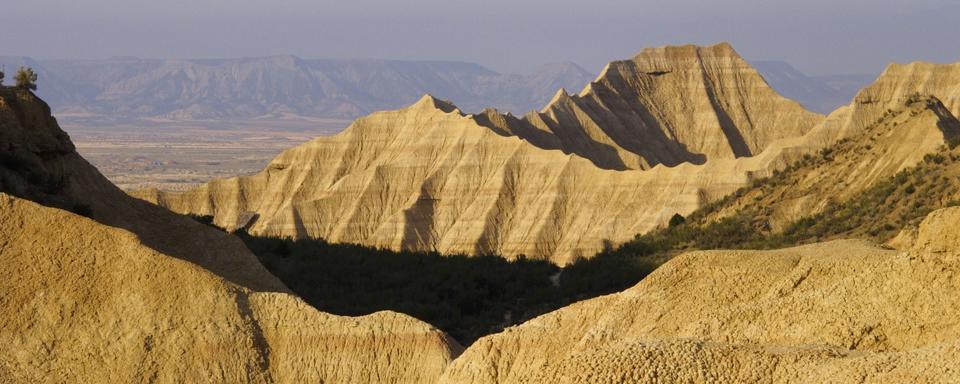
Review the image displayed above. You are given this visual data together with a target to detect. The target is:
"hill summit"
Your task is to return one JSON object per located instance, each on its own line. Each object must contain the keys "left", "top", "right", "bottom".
{"left": 137, "top": 43, "right": 831, "bottom": 263}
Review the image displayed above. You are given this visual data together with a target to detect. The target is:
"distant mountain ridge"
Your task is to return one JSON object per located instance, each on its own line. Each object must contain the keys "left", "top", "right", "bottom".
{"left": 0, "top": 55, "right": 594, "bottom": 121}
{"left": 0, "top": 54, "right": 871, "bottom": 123}
{"left": 751, "top": 60, "right": 875, "bottom": 114}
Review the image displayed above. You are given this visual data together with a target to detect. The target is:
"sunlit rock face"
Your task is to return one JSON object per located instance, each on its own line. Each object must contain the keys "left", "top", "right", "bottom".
{"left": 140, "top": 44, "right": 831, "bottom": 264}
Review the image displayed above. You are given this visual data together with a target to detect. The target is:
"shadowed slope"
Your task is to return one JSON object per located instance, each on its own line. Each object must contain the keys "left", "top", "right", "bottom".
{"left": 475, "top": 43, "right": 823, "bottom": 170}
{"left": 0, "top": 194, "right": 460, "bottom": 383}
{"left": 0, "top": 86, "right": 284, "bottom": 291}
{"left": 0, "top": 88, "right": 462, "bottom": 382}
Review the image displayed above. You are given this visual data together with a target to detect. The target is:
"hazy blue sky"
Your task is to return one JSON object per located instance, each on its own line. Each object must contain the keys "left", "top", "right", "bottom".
{"left": 2, "top": 0, "right": 958, "bottom": 75}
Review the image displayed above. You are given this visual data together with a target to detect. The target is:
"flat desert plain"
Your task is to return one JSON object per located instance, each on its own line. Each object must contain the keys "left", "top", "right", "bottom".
{"left": 64, "top": 118, "right": 349, "bottom": 191}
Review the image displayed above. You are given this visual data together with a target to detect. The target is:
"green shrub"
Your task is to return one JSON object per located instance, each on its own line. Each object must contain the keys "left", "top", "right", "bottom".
{"left": 668, "top": 213, "right": 685, "bottom": 227}
{"left": 14, "top": 66, "right": 37, "bottom": 91}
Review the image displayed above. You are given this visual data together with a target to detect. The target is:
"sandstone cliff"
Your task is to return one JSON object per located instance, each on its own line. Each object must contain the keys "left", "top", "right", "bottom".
{"left": 137, "top": 44, "right": 828, "bottom": 263}
{"left": 802, "top": 61, "right": 960, "bottom": 149}
{"left": 0, "top": 87, "right": 461, "bottom": 383}
{"left": 476, "top": 43, "right": 823, "bottom": 170}
{"left": 438, "top": 206, "right": 960, "bottom": 383}
{"left": 679, "top": 61, "right": 960, "bottom": 232}
{"left": 136, "top": 47, "right": 960, "bottom": 264}
{"left": 136, "top": 93, "right": 772, "bottom": 265}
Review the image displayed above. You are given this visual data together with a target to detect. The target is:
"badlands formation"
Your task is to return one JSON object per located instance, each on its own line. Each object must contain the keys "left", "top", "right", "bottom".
{"left": 0, "top": 87, "right": 460, "bottom": 383}
{"left": 694, "top": 61, "right": 960, "bottom": 230}
{"left": 701, "top": 95, "right": 960, "bottom": 231}
{"left": 136, "top": 44, "right": 960, "bottom": 264}
{"left": 7, "top": 42, "right": 960, "bottom": 383}
{"left": 142, "top": 47, "right": 960, "bottom": 265}
{"left": 137, "top": 44, "right": 828, "bottom": 264}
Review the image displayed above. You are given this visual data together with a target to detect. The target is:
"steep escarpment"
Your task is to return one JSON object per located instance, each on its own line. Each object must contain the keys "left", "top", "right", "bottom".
{"left": 629, "top": 63, "right": 960, "bottom": 250}
{"left": 138, "top": 44, "right": 829, "bottom": 263}
{"left": 801, "top": 61, "right": 960, "bottom": 149}
{"left": 594, "top": 67, "right": 960, "bottom": 265}
{"left": 0, "top": 88, "right": 461, "bottom": 383}
{"left": 439, "top": 207, "right": 960, "bottom": 383}
{"left": 0, "top": 86, "right": 283, "bottom": 291}
{"left": 136, "top": 49, "right": 960, "bottom": 264}
{"left": 476, "top": 43, "right": 823, "bottom": 170}
{"left": 137, "top": 93, "right": 775, "bottom": 265}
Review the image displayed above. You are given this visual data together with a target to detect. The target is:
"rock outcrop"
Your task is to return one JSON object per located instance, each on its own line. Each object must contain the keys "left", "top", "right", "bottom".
{"left": 0, "top": 87, "right": 461, "bottom": 383}
{"left": 136, "top": 47, "right": 960, "bottom": 264}
{"left": 438, "top": 207, "right": 960, "bottom": 383}
{"left": 477, "top": 43, "right": 823, "bottom": 170}
{"left": 137, "top": 44, "right": 829, "bottom": 263}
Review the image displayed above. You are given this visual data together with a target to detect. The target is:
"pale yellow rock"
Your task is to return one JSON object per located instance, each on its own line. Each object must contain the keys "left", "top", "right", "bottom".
{"left": 0, "top": 88, "right": 461, "bottom": 383}
{"left": 135, "top": 94, "right": 764, "bottom": 264}
{"left": 0, "top": 194, "right": 460, "bottom": 383}
{"left": 0, "top": 86, "right": 284, "bottom": 292}
{"left": 137, "top": 48, "right": 960, "bottom": 264}
{"left": 802, "top": 61, "right": 960, "bottom": 149}
{"left": 438, "top": 207, "right": 960, "bottom": 383}
{"left": 137, "top": 44, "right": 824, "bottom": 264}
{"left": 482, "top": 43, "right": 824, "bottom": 170}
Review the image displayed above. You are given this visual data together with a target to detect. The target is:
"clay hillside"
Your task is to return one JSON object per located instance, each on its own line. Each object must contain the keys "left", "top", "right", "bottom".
{"left": 0, "top": 87, "right": 461, "bottom": 383}
{"left": 440, "top": 210, "right": 960, "bottom": 382}
{"left": 136, "top": 43, "right": 839, "bottom": 264}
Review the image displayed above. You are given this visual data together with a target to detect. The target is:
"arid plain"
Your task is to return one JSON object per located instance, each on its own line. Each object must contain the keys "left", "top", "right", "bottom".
{"left": 66, "top": 118, "right": 348, "bottom": 190}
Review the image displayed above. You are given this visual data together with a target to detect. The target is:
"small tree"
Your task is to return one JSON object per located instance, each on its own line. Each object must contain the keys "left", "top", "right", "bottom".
{"left": 668, "top": 213, "right": 686, "bottom": 227}
{"left": 15, "top": 66, "right": 37, "bottom": 90}
{"left": 0, "top": 67, "right": 5, "bottom": 86}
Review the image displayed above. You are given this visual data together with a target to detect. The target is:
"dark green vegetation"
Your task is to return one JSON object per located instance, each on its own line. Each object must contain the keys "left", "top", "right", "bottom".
{"left": 223, "top": 228, "right": 656, "bottom": 345}
{"left": 14, "top": 67, "right": 37, "bottom": 91}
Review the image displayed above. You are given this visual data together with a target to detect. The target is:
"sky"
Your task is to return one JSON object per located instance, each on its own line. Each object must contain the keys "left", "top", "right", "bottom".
{"left": 2, "top": 0, "right": 959, "bottom": 76}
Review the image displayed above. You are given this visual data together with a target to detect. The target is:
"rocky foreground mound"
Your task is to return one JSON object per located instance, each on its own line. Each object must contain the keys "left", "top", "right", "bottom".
{"left": 0, "top": 194, "right": 459, "bottom": 382}
{"left": 438, "top": 207, "right": 960, "bottom": 383}
{"left": 0, "top": 87, "right": 461, "bottom": 382}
